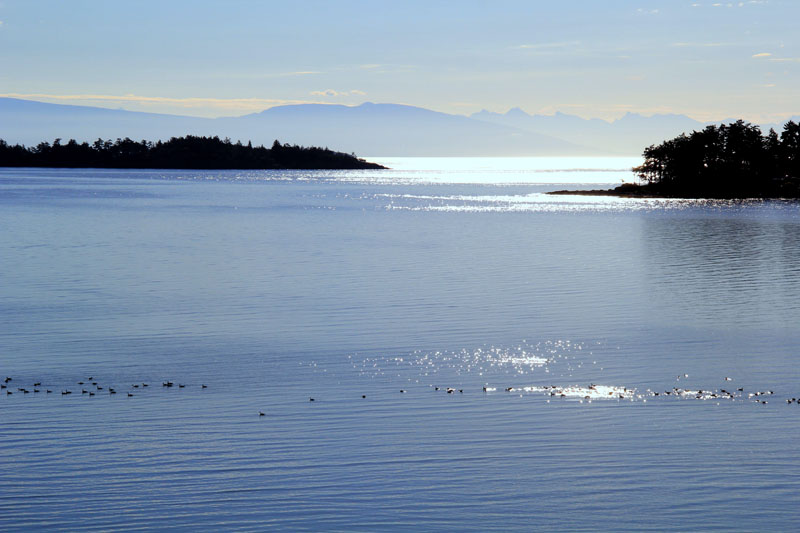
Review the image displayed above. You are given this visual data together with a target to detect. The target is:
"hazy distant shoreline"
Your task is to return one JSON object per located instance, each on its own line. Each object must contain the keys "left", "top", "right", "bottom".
{"left": 547, "top": 184, "right": 800, "bottom": 200}
{"left": 546, "top": 185, "right": 665, "bottom": 198}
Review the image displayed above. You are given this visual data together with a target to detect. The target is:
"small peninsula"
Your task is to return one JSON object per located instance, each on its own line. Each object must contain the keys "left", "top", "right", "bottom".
{"left": 0, "top": 136, "right": 386, "bottom": 170}
{"left": 549, "top": 120, "right": 800, "bottom": 199}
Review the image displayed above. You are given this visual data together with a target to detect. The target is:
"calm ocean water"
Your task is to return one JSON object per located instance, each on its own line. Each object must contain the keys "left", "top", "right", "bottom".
{"left": 2, "top": 158, "right": 800, "bottom": 531}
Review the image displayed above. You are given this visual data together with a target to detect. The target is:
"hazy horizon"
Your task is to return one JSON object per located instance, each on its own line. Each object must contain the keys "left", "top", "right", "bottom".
{"left": 3, "top": 95, "right": 800, "bottom": 127}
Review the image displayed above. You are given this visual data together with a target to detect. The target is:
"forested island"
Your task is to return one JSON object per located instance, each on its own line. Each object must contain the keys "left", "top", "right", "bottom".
{"left": 0, "top": 135, "right": 386, "bottom": 170}
{"left": 550, "top": 120, "right": 800, "bottom": 198}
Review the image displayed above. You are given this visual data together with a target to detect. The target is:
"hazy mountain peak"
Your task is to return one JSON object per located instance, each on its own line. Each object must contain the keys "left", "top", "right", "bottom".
{"left": 470, "top": 109, "right": 503, "bottom": 118}
{"left": 505, "top": 107, "right": 530, "bottom": 117}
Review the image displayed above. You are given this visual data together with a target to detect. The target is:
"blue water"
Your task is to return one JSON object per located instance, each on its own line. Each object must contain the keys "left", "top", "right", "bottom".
{"left": 2, "top": 160, "right": 800, "bottom": 531}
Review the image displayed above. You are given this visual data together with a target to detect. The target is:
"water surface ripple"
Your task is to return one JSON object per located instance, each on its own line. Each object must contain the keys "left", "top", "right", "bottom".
{"left": 1, "top": 163, "right": 799, "bottom": 531}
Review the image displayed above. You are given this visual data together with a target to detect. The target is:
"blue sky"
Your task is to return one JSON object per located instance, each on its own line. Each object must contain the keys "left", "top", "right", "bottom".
{"left": 0, "top": 0, "right": 797, "bottom": 121}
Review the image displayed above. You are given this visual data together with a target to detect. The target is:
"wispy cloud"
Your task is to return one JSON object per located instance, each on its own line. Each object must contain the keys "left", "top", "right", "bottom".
{"left": 309, "top": 89, "right": 367, "bottom": 97}
{"left": 513, "top": 41, "right": 581, "bottom": 50}
{"left": 0, "top": 93, "right": 313, "bottom": 114}
{"left": 768, "top": 57, "right": 800, "bottom": 62}
{"left": 449, "top": 101, "right": 479, "bottom": 109}
{"left": 752, "top": 52, "right": 772, "bottom": 58}
{"left": 276, "top": 70, "right": 320, "bottom": 77}
{"left": 692, "top": 2, "right": 765, "bottom": 7}
{"left": 337, "top": 63, "right": 417, "bottom": 75}
{"left": 671, "top": 42, "right": 730, "bottom": 47}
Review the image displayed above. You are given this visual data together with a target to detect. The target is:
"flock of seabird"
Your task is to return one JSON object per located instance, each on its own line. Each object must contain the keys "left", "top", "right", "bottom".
{"left": 651, "top": 386, "right": 774, "bottom": 404}
{"left": 290, "top": 377, "right": 796, "bottom": 412}
{"left": 3, "top": 374, "right": 796, "bottom": 415}
{"left": 1, "top": 375, "right": 206, "bottom": 398}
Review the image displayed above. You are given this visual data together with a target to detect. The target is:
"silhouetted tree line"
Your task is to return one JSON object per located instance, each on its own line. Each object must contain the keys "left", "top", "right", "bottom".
{"left": 0, "top": 136, "right": 385, "bottom": 170}
{"left": 633, "top": 120, "right": 800, "bottom": 197}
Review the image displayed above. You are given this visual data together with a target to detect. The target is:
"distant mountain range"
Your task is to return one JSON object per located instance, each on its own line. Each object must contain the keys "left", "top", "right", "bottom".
{"left": 470, "top": 108, "right": 704, "bottom": 155}
{"left": 2, "top": 97, "right": 798, "bottom": 157}
{"left": 469, "top": 107, "right": 800, "bottom": 155}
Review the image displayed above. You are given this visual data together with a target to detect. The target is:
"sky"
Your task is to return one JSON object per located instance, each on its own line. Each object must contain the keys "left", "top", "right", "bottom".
{"left": 0, "top": 0, "right": 798, "bottom": 122}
